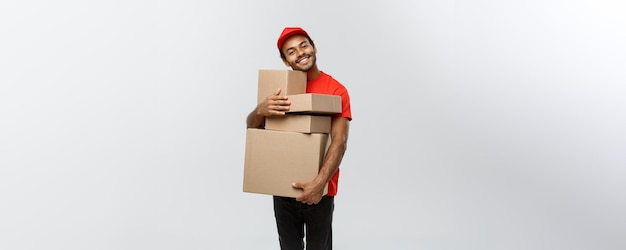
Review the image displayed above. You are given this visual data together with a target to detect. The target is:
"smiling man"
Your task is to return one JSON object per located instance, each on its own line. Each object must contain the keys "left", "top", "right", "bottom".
{"left": 246, "top": 27, "right": 352, "bottom": 250}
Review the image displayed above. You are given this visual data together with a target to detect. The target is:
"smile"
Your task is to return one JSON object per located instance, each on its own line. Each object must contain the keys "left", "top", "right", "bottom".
{"left": 297, "top": 56, "right": 310, "bottom": 64}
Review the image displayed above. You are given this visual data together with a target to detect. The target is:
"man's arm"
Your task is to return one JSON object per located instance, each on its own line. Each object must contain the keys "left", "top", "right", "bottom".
{"left": 246, "top": 107, "right": 265, "bottom": 128}
{"left": 292, "top": 116, "right": 350, "bottom": 205}
{"left": 247, "top": 88, "right": 290, "bottom": 128}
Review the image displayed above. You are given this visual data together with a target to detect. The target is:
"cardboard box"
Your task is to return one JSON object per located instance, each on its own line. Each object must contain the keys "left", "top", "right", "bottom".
{"left": 265, "top": 114, "right": 332, "bottom": 134}
{"left": 287, "top": 94, "right": 342, "bottom": 114}
{"left": 257, "top": 69, "right": 306, "bottom": 104}
{"left": 243, "top": 128, "right": 328, "bottom": 198}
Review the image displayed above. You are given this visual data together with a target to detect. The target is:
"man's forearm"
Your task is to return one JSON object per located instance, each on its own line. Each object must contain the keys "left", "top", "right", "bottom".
{"left": 246, "top": 108, "right": 264, "bottom": 128}
{"left": 315, "top": 117, "right": 349, "bottom": 186}
{"left": 315, "top": 141, "right": 346, "bottom": 185}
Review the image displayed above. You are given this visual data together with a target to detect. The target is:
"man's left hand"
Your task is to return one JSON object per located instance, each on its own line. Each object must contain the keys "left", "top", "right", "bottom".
{"left": 292, "top": 181, "right": 325, "bottom": 205}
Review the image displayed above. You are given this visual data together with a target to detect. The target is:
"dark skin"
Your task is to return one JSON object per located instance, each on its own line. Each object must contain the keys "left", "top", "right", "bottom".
{"left": 246, "top": 35, "right": 350, "bottom": 205}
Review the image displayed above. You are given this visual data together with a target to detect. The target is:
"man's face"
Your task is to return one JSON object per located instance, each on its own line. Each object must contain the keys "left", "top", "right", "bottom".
{"left": 281, "top": 35, "right": 317, "bottom": 72}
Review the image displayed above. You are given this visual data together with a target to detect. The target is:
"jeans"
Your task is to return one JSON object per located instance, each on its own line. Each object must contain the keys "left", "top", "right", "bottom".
{"left": 273, "top": 196, "right": 334, "bottom": 250}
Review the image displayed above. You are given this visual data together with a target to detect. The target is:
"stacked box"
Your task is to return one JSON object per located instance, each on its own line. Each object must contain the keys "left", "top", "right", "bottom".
{"left": 243, "top": 129, "right": 328, "bottom": 197}
{"left": 243, "top": 69, "right": 342, "bottom": 198}
{"left": 257, "top": 69, "right": 306, "bottom": 104}
{"left": 265, "top": 115, "right": 331, "bottom": 134}
{"left": 286, "top": 93, "right": 342, "bottom": 114}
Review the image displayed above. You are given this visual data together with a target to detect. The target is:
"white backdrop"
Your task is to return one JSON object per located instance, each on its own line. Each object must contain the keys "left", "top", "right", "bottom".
{"left": 1, "top": 1, "right": 625, "bottom": 249}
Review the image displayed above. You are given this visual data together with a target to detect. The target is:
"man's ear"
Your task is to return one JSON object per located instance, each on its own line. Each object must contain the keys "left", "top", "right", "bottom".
{"left": 282, "top": 58, "right": 291, "bottom": 67}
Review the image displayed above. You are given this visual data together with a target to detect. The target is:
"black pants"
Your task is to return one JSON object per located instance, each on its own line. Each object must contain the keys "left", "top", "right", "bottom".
{"left": 273, "top": 196, "right": 334, "bottom": 250}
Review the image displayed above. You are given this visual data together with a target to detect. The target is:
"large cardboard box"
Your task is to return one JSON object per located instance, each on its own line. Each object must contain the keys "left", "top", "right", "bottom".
{"left": 243, "top": 128, "right": 328, "bottom": 198}
{"left": 257, "top": 69, "right": 306, "bottom": 104}
{"left": 265, "top": 114, "right": 332, "bottom": 134}
{"left": 287, "top": 94, "right": 342, "bottom": 114}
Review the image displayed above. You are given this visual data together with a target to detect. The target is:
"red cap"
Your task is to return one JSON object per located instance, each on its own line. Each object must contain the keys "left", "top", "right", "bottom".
{"left": 277, "top": 27, "right": 310, "bottom": 52}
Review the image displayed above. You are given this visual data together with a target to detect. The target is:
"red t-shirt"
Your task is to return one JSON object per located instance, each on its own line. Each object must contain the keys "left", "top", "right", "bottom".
{"left": 306, "top": 72, "right": 352, "bottom": 196}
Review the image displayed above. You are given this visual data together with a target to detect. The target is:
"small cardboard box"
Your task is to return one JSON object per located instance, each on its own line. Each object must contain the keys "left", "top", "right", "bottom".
{"left": 243, "top": 128, "right": 328, "bottom": 198}
{"left": 287, "top": 94, "right": 342, "bottom": 114}
{"left": 257, "top": 69, "right": 306, "bottom": 104}
{"left": 265, "top": 115, "right": 332, "bottom": 134}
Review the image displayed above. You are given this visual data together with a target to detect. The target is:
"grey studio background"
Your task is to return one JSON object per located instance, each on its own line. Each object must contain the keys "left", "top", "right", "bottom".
{"left": 1, "top": 1, "right": 625, "bottom": 249}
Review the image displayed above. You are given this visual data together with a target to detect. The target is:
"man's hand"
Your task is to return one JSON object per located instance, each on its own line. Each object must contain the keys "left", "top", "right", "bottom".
{"left": 292, "top": 180, "right": 325, "bottom": 205}
{"left": 257, "top": 88, "right": 290, "bottom": 117}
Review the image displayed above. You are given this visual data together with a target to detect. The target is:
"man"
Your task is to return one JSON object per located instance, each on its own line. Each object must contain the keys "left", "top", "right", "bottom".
{"left": 246, "top": 27, "right": 352, "bottom": 250}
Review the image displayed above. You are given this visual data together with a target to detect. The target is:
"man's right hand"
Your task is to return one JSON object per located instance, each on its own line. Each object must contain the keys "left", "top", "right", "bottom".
{"left": 256, "top": 88, "right": 291, "bottom": 117}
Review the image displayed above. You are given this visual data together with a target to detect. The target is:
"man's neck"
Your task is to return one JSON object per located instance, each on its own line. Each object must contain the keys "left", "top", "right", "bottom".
{"left": 306, "top": 65, "right": 321, "bottom": 81}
